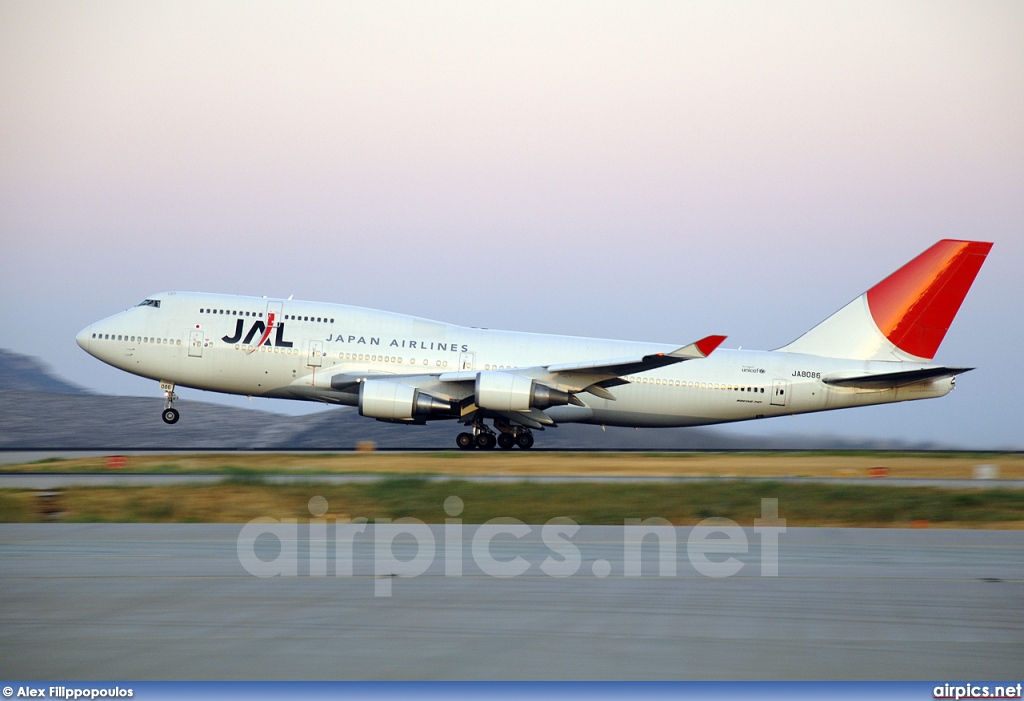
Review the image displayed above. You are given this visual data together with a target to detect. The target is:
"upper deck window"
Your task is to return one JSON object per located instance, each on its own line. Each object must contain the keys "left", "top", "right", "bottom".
{"left": 137, "top": 299, "right": 161, "bottom": 308}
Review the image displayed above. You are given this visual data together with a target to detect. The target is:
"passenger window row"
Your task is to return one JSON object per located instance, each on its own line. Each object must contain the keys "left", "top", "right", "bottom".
{"left": 91, "top": 333, "right": 181, "bottom": 346}
{"left": 285, "top": 315, "right": 334, "bottom": 323}
{"left": 84, "top": 334, "right": 766, "bottom": 389}
{"left": 336, "top": 353, "right": 448, "bottom": 368}
{"left": 200, "top": 309, "right": 262, "bottom": 318}
{"left": 627, "top": 376, "right": 765, "bottom": 392}
{"left": 197, "top": 309, "right": 336, "bottom": 324}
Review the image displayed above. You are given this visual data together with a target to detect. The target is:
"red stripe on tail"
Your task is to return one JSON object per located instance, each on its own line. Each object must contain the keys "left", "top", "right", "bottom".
{"left": 865, "top": 240, "right": 992, "bottom": 360}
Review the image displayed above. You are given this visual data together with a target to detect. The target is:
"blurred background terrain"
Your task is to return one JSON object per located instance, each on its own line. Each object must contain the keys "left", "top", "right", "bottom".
{"left": 0, "top": 348, "right": 979, "bottom": 451}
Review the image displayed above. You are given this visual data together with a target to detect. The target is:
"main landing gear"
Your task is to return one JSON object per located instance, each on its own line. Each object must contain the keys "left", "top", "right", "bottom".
{"left": 456, "top": 421, "right": 534, "bottom": 450}
{"left": 160, "top": 381, "right": 179, "bottom": 424}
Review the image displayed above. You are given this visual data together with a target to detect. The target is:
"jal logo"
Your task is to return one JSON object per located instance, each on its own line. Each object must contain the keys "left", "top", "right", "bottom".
{"left": 222, "top": 313, "right": 294, "bottom": 351}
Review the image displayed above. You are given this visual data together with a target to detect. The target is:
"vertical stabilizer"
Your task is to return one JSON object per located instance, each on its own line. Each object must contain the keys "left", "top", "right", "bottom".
{"left": 777, "top": 239, "right": 992, "bottom": 361}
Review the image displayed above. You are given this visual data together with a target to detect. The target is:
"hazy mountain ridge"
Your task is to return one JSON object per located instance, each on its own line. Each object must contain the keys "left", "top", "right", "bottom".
{"left": 0, "top": 349, "right": 91, "bottom": 395}
{"left": 0, "top": 348, "right": 943, "bottom": 450}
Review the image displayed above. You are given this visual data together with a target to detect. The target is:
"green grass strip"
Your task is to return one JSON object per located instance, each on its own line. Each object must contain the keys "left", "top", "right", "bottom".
{"left": 2, "top": 479, "right": 1023, "bottom": 526}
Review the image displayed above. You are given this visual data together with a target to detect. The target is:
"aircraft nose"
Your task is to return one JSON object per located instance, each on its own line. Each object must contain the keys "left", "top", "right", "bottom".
{"left": 76, "top": 325, "right": 92, "bottom": 352}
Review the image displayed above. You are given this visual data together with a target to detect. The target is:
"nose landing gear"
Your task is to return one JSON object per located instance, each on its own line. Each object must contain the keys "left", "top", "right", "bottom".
{"left": 160, "top": 381, "right": 179, "bottom": 424}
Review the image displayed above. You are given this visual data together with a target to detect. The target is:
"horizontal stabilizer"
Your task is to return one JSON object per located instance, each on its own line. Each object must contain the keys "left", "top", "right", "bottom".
{"left": 823, "top": 366, "right": 972, "bottom": 389}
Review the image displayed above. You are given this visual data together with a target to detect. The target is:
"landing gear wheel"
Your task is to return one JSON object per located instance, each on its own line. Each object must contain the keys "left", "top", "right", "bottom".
{"left": 476, "top": 432, "right": 497, "bottom": 450}
{"left": 497, "top": 433, "right": 515, "bottom": 450}
{"left": 456, "top": 432, "right": 475, "bottom": 450}
{"left": 516, "top": 432, "right": 535, "bottom": 449}
{"left": 160, "top": 381, "right": 179, "bottom": 426}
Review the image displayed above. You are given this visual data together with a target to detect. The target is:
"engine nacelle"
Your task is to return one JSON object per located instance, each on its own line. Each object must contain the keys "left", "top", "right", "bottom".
{"left": 359, "top": 380, "right": 453, "bottom": 420}
{"left": 474, "top": 372, "right": 573, "bottom": 411}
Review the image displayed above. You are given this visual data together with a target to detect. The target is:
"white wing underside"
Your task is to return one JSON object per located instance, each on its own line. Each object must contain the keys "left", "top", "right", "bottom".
{"left": 313, "top": 335, "right": 725, "bottom": 428}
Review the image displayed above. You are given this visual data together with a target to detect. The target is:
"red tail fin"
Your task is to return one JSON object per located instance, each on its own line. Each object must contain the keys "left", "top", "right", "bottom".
{"left": 866, "top": 240, "right": 992, "bottom": 360}
{"left": 778, "top": 239, "right": 992, "bottom": 361}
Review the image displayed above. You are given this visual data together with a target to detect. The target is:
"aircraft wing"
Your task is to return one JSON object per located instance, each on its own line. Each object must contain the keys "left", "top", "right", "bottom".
{"left": 310, "top": 335, "right": 725, "bottom": 427}
{"left": 544, "top": 334, "right": 727, "bottom": 390}
{"left": 437, "top": 334, "right": 726, "bottom": 398}
{"left": 330, "top": 372, "right": 383, "bottom": 393}
{"left": 823, "top": 366, "right": 972, "bottom": 389}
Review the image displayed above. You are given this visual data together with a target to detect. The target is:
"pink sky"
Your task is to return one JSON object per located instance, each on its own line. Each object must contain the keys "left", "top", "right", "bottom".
{"left": 1, "top": 1, "right": 1021, "bottom": 446}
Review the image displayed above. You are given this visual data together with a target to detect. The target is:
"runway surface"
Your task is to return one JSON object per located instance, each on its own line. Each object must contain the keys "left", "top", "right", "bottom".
{"left": 3, "top": 472, "right": 1024, "bottom": 489}
{"left": 1, "top": 524, "right": 1022, "bottom": 679}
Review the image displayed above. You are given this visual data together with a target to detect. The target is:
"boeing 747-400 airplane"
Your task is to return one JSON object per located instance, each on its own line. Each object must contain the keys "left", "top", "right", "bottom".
{"left": 77, "top": 239, "right": 991, "bottom": 449}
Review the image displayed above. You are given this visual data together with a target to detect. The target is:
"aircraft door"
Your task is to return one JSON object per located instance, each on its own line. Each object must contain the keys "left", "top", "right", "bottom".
{"left": 308, "top": 340, "right": 324, "bottom": 367}
{"left": 459, "top": 351, "right": 475, "bottom": 371}
{"left": 189, "top": 330, "right": 204, "bottom": 358}
{"left": 770, "top": 379, "right": 790, "bottom": 407}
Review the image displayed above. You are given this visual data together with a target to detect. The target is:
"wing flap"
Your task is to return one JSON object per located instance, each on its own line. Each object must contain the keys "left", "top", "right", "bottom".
{"left": 494, "top": 409, "right": 555, "bottom": 429}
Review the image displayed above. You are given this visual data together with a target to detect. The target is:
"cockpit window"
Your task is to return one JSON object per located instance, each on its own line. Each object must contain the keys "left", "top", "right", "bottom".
{"left": 137, "top": 299, "right": 161, "bottom": 308}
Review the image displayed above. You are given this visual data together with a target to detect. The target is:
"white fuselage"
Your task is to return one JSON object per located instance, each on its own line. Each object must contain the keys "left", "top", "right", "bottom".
{"left": 76, "top": 291, "right": 954, "bottom": 429}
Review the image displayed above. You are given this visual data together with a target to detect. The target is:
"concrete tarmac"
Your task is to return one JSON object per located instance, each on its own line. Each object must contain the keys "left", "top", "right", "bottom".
{"left": 0, "top": 525, "right": 1022, "bottom": 679}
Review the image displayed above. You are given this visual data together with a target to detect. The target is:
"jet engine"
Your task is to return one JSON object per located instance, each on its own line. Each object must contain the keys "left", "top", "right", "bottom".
{"left": 474, "top": 371, "right": 574, "bottom": 411}
{"left": 359, "top": 380, "right": 453, "bottom": 420}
